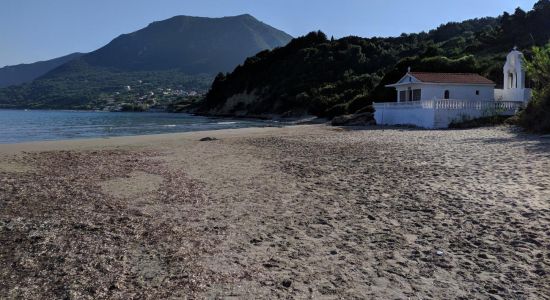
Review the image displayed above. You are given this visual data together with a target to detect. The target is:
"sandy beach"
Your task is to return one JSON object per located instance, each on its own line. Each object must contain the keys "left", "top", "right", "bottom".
{"left": 1, "top": 125, "right": 549, "bottom": 299}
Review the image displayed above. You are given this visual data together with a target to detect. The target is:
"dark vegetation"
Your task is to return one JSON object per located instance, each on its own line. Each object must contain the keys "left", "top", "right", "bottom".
{"left": 0, "top": 14, "right": 292, "bottom": 109}
{"left": 200, "top": 1, "right": 550, "bottom": 118}
{"left": 166, "top": 96, "right": 205, "bottom": 113}
{"left": 519, "top": 42, "right": 550, "bottom": 133}
{"left": 0, "top": 66, "right": 212, "bottom": 110}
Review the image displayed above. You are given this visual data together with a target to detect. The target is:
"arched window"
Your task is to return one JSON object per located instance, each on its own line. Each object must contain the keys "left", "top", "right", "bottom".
{"left": 444, "top": 90, "right": 450, "bottom": 99}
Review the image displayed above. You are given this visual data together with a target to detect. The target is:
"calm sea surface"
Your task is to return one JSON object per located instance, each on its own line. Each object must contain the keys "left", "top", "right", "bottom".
{"left": 0, "top": 110, "right": 279, "bottom": 144}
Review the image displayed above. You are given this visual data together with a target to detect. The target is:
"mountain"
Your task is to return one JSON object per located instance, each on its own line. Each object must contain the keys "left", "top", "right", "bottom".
{"left": 0, "top": 14, "right": 292, "bottom": 109}
{"left": 0, "top": 53, "right": 83, "bottom": 88}
{"left": 80, "top": 14, "right": 292, "bottom": 74}
{"left": 198, "top": 1, "right": 550, "bottom": 118}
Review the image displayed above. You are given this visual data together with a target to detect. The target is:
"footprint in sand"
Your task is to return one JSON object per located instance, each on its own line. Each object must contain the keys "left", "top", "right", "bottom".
{"left": 0, "top": 161, "right": 34, "bottom": 173}
{"left": 99, "top": 171, "right": 164, "bottom": 199}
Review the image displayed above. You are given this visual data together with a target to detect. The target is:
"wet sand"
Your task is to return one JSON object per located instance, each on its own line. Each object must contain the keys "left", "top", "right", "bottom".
{"left": 1, "top": 125, "right": 549, "bottom": 299}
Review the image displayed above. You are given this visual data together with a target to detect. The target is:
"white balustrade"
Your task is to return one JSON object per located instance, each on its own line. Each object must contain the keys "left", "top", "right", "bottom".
{"left": 373, "top": 99, "right": 523, "bottom": 113}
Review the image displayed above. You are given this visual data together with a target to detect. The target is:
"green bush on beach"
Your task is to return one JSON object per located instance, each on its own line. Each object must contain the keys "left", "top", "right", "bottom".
{"left": 519, "top": 42, "right": 550, "bottom": 133}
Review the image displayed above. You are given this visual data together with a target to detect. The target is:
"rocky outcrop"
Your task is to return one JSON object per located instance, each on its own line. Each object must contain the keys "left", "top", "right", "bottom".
{"left": 203, "top": 91, "right": 260, "bottom": 117}
{"left": 331, "top": 112, "right": 376, "bottom": 126}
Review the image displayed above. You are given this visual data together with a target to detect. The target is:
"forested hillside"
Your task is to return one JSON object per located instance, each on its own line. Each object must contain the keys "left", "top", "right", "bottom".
{"left": 199, "top": 0, "right": 550, "bottom": 118}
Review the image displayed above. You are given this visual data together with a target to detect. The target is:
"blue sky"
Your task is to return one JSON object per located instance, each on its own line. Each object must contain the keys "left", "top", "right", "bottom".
{"left": 0, "top": 0, "right": 538, "bottom": 67}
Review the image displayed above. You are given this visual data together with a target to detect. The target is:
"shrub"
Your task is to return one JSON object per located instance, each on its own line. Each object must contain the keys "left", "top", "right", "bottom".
{"left": 519, "top": 42, "right": 550, "bottom": 133}
{"left": 347, "top": 94, "right": 370, "bottom": 113}
{"left": 324, "top": 103, "right": 348, "bottom": 119}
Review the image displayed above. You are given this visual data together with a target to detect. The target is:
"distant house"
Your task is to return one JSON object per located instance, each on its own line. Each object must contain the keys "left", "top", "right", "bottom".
{"left": 374, "top": 49, "right": 532, "bottom": 128}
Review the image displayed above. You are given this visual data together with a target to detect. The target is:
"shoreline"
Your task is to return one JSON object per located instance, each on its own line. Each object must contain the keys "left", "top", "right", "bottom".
{"left": 0, "top": 123, "right": 538, "bottom": 152}
{"left": 0, "top": 109, "right": 328, "bottom": 145}
{"left": 0, "top": 125, "right": 323, "bottom": 153}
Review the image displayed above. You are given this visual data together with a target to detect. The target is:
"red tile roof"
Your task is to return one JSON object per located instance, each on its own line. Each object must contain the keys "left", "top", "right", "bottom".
{"left": 409, "top": 72, "right": 495, "bottom": 85}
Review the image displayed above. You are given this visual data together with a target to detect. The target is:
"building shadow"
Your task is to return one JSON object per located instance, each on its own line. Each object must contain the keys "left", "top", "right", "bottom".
{"left": 463, "top": 127, "right": 550, "bottom": 155}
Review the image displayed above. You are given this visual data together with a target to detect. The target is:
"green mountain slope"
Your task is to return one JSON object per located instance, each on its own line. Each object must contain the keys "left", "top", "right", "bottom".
{"left": 198, "top": 1, "right": 550, "bottom": 118}
{"left": 68, "top": 14, "right": 292, "bottom": 74}
{"left": 0, "top": 53, "right": 83, "bottom": 88}
{"left": 0, "top": 14, "right": 292, "bottom": 109}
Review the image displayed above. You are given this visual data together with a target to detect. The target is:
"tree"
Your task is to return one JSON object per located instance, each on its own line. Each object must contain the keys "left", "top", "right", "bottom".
{"left": 534, "top": 0, "right": 550, "bottom": 11}
{"left": 513, "top": 7, "right": 527, "bottom": 20}
{"left": 519, "top": 42, "right": 550, "bottom": 132}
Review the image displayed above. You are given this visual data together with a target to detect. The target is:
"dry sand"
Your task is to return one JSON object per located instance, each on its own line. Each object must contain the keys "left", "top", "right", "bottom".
{"left": 0, "top": 125, "right": 549, "bottom": 299}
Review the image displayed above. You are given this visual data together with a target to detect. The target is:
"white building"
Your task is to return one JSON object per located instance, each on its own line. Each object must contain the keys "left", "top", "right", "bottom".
{"left": 374, "top": 49, "right": 532, "bottom": 128}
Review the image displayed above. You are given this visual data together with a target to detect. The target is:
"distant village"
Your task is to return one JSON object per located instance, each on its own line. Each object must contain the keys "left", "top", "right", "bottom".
{"left": 94, "top": 80, "right": 206, "bottom": 112}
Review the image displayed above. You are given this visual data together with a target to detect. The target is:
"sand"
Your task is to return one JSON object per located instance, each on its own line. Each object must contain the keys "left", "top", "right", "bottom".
{"left": 0, "top": 125, "right": 549, "bottom": 299}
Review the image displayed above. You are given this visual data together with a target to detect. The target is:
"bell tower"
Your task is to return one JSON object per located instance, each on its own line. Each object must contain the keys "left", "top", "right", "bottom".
{"left": 503, "top": 47, "right": 525, "bottom": 90}
{"left": 501, "top": 47, "right": 531, "bottom": 102}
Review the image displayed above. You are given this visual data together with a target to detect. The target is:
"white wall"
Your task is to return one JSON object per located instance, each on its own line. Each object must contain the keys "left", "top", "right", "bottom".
{"left": 396, "top": 84, "right": 494, "bottom": 101}
{"left": 374, "top": 107, "right": 435, "bottom": 128}
{"left": 434, "top": 109, "right": 486, "bottom": 128}
{"left": 374, "top": 100, "right": 521, "bottom": 129}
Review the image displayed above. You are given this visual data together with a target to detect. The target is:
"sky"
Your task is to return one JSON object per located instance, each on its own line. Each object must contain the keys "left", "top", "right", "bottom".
{"left": 0, "top": 0, "right": 538, "bottom": 67}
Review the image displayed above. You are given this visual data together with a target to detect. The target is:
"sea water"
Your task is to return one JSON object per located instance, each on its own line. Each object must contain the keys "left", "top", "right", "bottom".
{"left": 0, "top": 110, "right": 278, "bottom": 143}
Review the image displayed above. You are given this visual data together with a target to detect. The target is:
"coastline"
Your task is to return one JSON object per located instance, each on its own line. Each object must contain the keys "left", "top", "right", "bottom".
{"left": 0, "top": 125, "right": 306, "bottom": 155}
{"left": 1, "top": 124, "right": 549, "bottom": 298}
{"left": 0, "top": 109, "right": 294, "bottom": 144}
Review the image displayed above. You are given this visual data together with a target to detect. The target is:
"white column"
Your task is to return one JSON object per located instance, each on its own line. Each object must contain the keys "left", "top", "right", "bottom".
{"left": 503, "top": 70, "right": 509, "bottom": 90}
